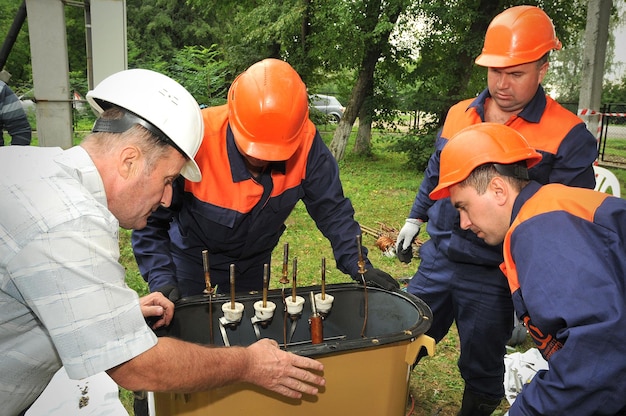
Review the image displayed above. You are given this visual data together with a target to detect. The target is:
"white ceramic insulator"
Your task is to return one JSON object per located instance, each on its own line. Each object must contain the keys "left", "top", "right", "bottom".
{"left": 314, "top": 293, "right": 334, "bottom": 314}
{"left": 285, "top": 295, "right": 305, "bottom": 315}
{"left": 222, "top": 302, "right": 244, "bottom": 322}
{"left": 253, "top": 300, "right": 276, "bottom": 321}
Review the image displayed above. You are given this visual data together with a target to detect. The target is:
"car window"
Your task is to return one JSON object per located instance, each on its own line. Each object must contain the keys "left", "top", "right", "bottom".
{"left": 311, "top": 96, "right": 328, "bottom": 106}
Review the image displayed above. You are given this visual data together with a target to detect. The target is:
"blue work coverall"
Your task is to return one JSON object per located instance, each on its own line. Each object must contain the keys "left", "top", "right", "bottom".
{"left": 503, "top": 182, "right": 626, "bottom": 415}
{"left": 406, "top": 85, "right": 597, "bottom": 399}
{"left": 132, "top": 105, "right": 371, "bottom": 296}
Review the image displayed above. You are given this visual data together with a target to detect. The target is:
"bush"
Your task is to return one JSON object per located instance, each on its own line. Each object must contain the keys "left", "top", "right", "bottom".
{"left": 309, "top": 106, "right": 334, "bottom": 126}
{"left": 387, "top": 127, "right": 437, "bottom": 172}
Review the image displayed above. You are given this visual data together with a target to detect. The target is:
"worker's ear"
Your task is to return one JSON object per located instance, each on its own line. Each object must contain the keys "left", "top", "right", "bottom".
{"left": 118, "top": 145, "right": 142, "bottom": 179}
{"left": 537, "top": 61, "right": 549, "bottom": 84}
{"left": 489, "top": 176, "right": 510, "bottom": 206}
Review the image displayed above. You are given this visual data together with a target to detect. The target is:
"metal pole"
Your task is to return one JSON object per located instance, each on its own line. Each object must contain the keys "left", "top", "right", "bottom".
{"left": 578, "top": 0, "right": 613, "bottom": 137}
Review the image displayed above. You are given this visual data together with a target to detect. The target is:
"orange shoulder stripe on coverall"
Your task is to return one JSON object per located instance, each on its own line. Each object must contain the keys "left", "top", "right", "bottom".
{"left": 500, "top": 184, "right": 610, "bottom": 293}
{"left": 441, "top": 96, "right": 583, "bottom": 154}
{"left": 184, "top": 105, "right": 316, "bottom": 214}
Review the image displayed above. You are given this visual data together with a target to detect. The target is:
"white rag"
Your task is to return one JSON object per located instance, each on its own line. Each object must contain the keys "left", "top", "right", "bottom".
{"left": 503, "top": 348, "right": 549, "bottom": 405}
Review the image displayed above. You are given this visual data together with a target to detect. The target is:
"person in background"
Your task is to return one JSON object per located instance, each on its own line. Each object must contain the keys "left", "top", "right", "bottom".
{"left": 394, "top": 6, "right": 598, "bottom": 414}
{"left": 429, "top": 122, "right": 626, "bottom": 416}
{"left": 131, "top": 58, "right": 398, "bottom": 299}
{"left": 1, "top": 79, "right": 31, "bottom": 146}
{"left": 0, "top": 68, "right": 324, "bottom": 416}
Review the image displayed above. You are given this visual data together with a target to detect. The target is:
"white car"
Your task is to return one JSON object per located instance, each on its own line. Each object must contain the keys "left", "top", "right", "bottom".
{"left": 309, "top": 94, "right": 345, "bottom": 122}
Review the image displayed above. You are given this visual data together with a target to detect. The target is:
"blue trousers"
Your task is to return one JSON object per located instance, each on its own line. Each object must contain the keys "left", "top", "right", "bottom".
{"left": 408, "top": 240, "right": 513, "bottom": 399}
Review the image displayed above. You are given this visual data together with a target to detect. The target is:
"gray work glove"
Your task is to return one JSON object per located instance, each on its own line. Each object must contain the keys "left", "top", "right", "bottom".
{"left": 360, "top": 268, "right": 400, "bottom": 291}
{"left": 154, "top": 284, "right": 180, "bottom": 303}
{"left": 395, "top": 218, "right": 423, "bottom": 264}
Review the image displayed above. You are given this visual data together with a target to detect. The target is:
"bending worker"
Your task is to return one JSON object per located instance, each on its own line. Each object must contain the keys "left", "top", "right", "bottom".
{"left": 0, "top": 68, "right": 324, "bottom": 416}
{"left": 429, "top": 122, "right": 626, "bottom": 416}
{"left": 131, "top": 58, "right": 398, "bottom": 299}
{"left": 394, "top": 6, "right": 597, "bottom": 414}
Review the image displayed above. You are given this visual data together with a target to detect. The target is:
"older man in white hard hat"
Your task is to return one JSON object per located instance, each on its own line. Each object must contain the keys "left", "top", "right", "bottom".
{"left": 0, "top": 69, "right": 324, "bottom": 416}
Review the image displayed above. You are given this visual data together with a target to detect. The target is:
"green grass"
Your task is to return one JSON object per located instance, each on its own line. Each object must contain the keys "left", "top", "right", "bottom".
{"left": 267, "top": 140, "right": 423, "bottom": 287}
{"left": 602, "top": 137, "right": 626, "bottom": 160}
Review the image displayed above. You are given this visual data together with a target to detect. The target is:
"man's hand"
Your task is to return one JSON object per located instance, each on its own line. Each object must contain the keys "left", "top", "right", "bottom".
{"left": 362, "top": 268, "right": 399, "bottom": 291}
{"left": 395, "top": 218, "right": 423, "bottom": 263}
{"left": 140, "top": 292, "right": 174, "bottom": 329}
{"left": 242, "top": 339, "right": 325, "bottom": 399}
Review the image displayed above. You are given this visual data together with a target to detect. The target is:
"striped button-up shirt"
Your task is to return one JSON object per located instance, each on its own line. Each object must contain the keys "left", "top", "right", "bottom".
{"left": 0, "top": 145, "right": 156, "bottom": 415}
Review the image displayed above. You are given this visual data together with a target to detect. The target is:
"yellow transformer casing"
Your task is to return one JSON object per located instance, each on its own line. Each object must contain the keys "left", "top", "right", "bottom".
{"left": 153, "top": 284, "right": 435, "bottom": 416}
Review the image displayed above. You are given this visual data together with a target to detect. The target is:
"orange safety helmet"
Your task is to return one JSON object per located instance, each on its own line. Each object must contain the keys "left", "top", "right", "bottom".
{"left": 429, "top": 123, "right": 542, "bottom": 200}
{"left": 475, "top": 5, "right": 562, "bottom": 68}
{"left": 228, "top": 58, "right": 313, "bottom": 161}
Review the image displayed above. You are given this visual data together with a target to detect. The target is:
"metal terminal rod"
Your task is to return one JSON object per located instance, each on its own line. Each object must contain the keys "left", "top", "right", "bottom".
{"left": 201, "top": 249, "right": 214, "bottom": 344}
{"left": 202, "top": 249, "right": 213, "bottom": 295}
{"left": 279, "top": 243, "right": 290, "bottom": 284}
{"left": 356, "top": 235, "right": 369, "bottom": 338}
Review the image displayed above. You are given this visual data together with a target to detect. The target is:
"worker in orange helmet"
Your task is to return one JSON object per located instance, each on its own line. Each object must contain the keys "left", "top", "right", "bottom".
{"left": 430, "top": 123, "right": 626, "bottom": 416}
{"left": 394, "top": 6, "right": 598, "bottom": 414}
{"left": 132, "top": 58, "right": 398, "bottom": 298}
{"left": 1, "top": 68, "right": 325, "bottom": 416}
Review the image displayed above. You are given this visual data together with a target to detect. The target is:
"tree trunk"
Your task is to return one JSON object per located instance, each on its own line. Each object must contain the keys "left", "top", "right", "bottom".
{"left": 300, "top": 0, "right": 311, "bottom": 60}
{"left": 329, "top": 121, "right": 355, "bottom": 161}
{"left": 354, "top": 80, "right": 374, "bottom": 156}
{"left": 436, "top": 0, "right": 501, "bottom": 125}
{"left": 354, "top": 116, "right": 373, "bottom": 156}
{"left": 328, "top": 52, "right": 378, "bottom": 160}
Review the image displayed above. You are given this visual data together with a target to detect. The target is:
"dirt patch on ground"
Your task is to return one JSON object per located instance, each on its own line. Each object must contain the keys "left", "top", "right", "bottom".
{"left": 599, "top": 155, "right": 626, "bottom": 167}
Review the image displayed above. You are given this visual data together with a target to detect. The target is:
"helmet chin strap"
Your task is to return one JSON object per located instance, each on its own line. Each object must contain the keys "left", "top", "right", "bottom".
{"left": 92, "top": 109, "right": 188, "bottom": 160}
{"left": 492, "top": 162, "right": 530, "bottom": 180}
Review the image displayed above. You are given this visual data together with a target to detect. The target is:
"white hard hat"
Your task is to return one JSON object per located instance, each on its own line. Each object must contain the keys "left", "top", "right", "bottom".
{"left": 86, "top": 69, "right": 203, "bottom": 182}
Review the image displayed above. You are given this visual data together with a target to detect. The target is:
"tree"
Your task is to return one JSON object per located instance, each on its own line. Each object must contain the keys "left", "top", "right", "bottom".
{"left": 547, "top": 0, "right": 623, "bottom": 103}
{"left": 0, "top": 0, "right": 32, "bottom": 92}
{"left": 603, "top": 76, "right": 626, "bottom": 103}
{"left": 328, "top": 0, "right": 410, "bottom": 161}
{"left": 353, "top": 84, "right": 375, "bottom": 156}
{"left": 126, "top": 0, "right": 214, "bottom": 68}
{"left": 186, "top": 0, "right": 312, "bottom": 79}
{"left": 151, "top": 45, "right": 229, "bottom": 107}
{"left": 2, "top": 0, "right": 604, "bottom": 164}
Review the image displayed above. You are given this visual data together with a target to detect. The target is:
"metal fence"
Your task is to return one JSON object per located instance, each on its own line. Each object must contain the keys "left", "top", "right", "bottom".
{"left": 596, "top": 103, "right": 626, "bottom": 167}
{"left": 562, "top": 102, "right": 626, "bottom": 168}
